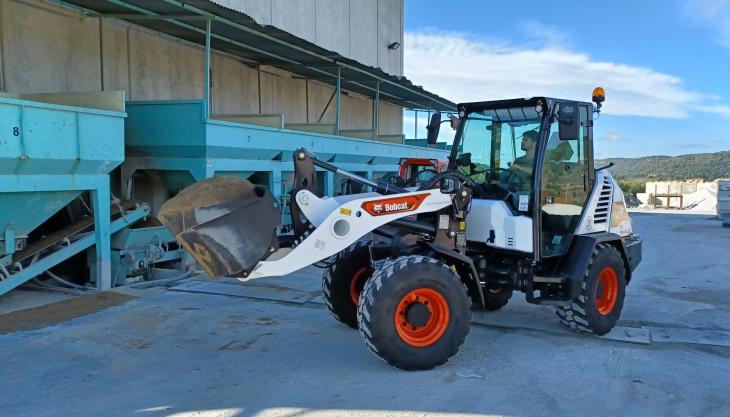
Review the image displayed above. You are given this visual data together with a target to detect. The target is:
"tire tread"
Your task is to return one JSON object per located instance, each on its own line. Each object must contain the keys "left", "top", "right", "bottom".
{"left": 556, "top": 243, "right": 623, "bottom": 335}
{"left": 357, "top": 255, "right": 471, "bottom": 370}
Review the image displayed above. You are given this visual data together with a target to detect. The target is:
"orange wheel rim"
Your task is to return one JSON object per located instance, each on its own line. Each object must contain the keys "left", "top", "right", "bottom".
{"left": 394, "top": 288, "right": 449, "bottom": 348}
{"left": 595, "top": 267, "right": 618, "bottom": 316}
{"left": 349, "top": 267, "right": 368, "bottom": 305}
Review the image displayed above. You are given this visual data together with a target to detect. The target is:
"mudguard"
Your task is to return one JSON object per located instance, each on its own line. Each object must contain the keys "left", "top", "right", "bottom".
{"left": 559, "top": 232, "right": 641, "bottom": 299}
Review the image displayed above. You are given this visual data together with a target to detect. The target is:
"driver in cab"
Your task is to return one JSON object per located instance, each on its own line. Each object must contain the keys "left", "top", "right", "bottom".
{"left": 510, "top": 130, "right": 538, "bottom": 182}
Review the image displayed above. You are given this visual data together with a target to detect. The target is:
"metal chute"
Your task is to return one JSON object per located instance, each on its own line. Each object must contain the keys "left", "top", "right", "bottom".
{"left": 157, "top": 177, "right": 280, "bottom": 278}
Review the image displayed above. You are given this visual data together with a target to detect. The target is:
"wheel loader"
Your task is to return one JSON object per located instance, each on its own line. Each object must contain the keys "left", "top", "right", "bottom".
{"left": 158, "top": 88, "right": 642, "bottom": 370}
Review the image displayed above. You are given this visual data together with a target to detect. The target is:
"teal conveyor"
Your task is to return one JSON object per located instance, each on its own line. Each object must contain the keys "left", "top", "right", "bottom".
{"left": 0, "top": 92, "right": 149, "bottom": 295}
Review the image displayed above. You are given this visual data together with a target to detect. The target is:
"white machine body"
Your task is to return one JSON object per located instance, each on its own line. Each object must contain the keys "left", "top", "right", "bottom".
{"left": 465, "top": 199, "right": 533, "bottom": 253}
{"left": 576, "top": 170, "right": 633, "bottom": 237}
{"left": 246, "top": 189, "right": 453, "bottom": 279}
{"left": 243, "top": 169, "right": 632, "bottom": 281}
{"left": 465, "top": 170, "right": 633, "bottom": 254}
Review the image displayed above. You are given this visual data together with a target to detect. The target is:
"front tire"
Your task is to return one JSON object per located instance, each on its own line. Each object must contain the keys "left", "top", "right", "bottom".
{"left": 556, "top": 243, "right": 626, "bottom": 335}
{"left": 322, "top": 241, "right": 373, "bottom": 328}
{"left": 357, "top": 256, "right": 471, "bottom": 370}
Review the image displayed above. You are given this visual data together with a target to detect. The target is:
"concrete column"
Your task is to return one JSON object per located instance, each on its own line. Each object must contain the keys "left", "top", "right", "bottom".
{"left": 334, "top": 65, "right": 341, "bottom": 135}
{"left": 372, "top": 80, "right": 380, "bottom": 139}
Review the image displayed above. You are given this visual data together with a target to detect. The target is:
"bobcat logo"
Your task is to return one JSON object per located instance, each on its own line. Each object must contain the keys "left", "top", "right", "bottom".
{"left": 361, "top": 193, "right": 428, "bottom": 217}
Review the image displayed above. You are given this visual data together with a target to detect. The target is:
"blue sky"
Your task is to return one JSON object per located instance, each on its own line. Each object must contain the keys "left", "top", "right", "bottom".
{"left": 401, "top": 0, "right": 730, "bottom": 158}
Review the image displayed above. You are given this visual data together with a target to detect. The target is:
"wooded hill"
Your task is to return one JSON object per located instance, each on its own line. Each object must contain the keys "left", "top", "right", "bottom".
{"left": 596, "top": 150, "right": 730, "bottom": 181}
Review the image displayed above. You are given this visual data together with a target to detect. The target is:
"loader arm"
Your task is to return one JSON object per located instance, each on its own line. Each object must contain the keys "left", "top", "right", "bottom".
{"left": 249, "top": 189, "right": 452, "bottom": 279}
{"left": 158, "top": 149, "right": 456, "bottom": 280}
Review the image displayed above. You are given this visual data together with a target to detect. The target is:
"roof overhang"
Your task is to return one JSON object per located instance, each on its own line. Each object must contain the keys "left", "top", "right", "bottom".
{"left": 49, "top": 0, "right": 456, "bottom": 112}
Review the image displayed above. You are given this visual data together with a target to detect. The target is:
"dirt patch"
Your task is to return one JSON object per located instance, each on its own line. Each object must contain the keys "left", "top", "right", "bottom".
{"left": 255, "top": 317, "right": 278, "bottom": 326}
{"left": 222, "top": 315, "right": 278, "bottom": 327}
{"left": 217, "top": 332, "right": 274, "bottom": 351}
{"left": 0, "top": 291, "right": 136, "bottom": 335}
{"left": 124, "top": 338, "right": 153, "bottom": 349}
{"left": 222, "top": 314, "right": 249, "bottom": 326}
{"left": 442, "top": 373, "right": 458, "bottom": 384}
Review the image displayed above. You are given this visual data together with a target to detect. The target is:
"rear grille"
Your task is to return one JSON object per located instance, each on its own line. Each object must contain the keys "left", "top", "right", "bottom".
{"left": 593, "top": 177, "right": 613, "bottom": 224}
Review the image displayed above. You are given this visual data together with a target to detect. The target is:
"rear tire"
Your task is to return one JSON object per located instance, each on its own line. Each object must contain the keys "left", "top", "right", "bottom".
{"left": 483, "top": 286, "right": 513, "bottom": 311}
{"left": 357, "top": 256, "right": 471, "bottom": 370}
{"left": 322, "top": 241, "right": 373, "bottom": 328}
{"left": 556, "top": 243, "right": 626, "bottom": 335}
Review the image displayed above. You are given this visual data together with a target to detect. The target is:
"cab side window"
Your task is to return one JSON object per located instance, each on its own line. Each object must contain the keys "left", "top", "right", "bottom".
{"left": 539, "top": 105, "right": 591, "bottom": 257}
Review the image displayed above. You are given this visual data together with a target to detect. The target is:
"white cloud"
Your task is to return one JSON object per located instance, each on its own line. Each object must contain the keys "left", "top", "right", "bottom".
{"left": 683, "top": 0, "right": 730, "bottom": 48}
{"left": 404, "top": 30, "right": 729, "bottom": 119}
{"left": 602, "top": 131, "right": 626, "bottom": 143}
{"left": 521, "top": 21, "right": 570, "bottom": 48}
{"left": 696, "top": 103, "right": 730, "bottom": 117}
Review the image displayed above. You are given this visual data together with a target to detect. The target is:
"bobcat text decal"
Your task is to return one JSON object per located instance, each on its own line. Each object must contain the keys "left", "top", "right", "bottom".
{"left": 361, "top": 194, "right": 429, "bottom": 216}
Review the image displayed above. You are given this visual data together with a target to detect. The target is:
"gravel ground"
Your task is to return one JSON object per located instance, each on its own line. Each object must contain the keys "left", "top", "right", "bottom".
{"left": 0, "top": 212, "right": 728, "bottom": 417}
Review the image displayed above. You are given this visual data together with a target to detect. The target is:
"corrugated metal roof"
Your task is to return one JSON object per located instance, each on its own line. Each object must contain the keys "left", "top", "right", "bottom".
{"left": 52, "top": 0, "right": 456, "bottom": 111}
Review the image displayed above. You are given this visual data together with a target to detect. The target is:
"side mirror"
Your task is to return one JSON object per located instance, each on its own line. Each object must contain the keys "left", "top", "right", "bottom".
{"left": 558, "top": 103, "right": 580, "bottom": 141}
{"left": 426, "top": 112, "right": 441, "bottom": 145}
{"left": 449, "top": 114, "right": 460, "bottom": 130}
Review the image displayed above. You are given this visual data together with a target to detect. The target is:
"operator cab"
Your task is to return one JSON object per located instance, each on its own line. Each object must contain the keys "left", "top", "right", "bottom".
{"left": 448, "top": 97, "right": 595, "bottom": 258}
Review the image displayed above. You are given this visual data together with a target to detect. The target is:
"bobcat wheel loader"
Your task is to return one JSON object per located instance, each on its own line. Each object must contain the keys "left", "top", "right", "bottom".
{"left": 158, "top": 88, "right": 642, "bottom": 371}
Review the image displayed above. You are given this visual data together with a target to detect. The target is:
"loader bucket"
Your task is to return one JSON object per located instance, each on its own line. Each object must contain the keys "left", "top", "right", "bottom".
{"left": 157, "top": 177, "right": 280, "bottom": 278}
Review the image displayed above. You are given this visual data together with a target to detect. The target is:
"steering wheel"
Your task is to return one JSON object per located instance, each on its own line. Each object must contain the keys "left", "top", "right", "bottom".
{"left": 466, "top": 167, "right": 521, "bottom": 196}
{"left": 503, "top": 166, "right": 529, "bottom": 190}
{"left": 417, "top": 170, "right": 472, "bottom": 191}
{"left": 413, "top": 168, "right": 439, "bottom": 185}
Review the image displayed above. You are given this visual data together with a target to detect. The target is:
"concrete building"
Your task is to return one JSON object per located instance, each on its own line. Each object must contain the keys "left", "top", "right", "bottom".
{"left": 0, "top": 0, "right": 454, "bottom": 295}
{"left": 0, "top": 0, "right": 435, "bottom": 138}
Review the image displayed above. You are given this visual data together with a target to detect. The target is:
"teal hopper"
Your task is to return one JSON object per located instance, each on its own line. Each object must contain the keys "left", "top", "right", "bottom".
{"left": 0, "top": 92, "right": 147, "bottom": 295}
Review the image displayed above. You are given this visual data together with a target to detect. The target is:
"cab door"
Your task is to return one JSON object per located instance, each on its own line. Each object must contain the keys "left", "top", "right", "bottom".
{"left": 538, "top": 103, "right": 594, "bottom": 257}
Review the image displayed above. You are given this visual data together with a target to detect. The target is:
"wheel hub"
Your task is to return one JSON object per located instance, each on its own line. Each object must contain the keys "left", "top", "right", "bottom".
{"left": 349, "top": 266, "right": 369, "bottom": 305}
{"left": 394, "top": 288, "right": 450, "bottom": 348}
{"left": 595, "top": 267, "right": 619, "bottom": 316}
{"left": 404, "top": 301, "right": 431, "bottom": 328}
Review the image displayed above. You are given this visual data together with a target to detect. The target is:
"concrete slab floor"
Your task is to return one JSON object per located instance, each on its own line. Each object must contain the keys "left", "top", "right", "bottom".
{"left": 0, "top": 213, "right": 729, "bottom": 417}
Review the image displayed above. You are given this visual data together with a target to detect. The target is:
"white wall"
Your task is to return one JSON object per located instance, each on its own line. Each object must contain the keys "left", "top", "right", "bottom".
{"left": 212, "top": 0, "right": 404, "bottom": 76}
{"left": 0, "top": 0, "right": 403, "bottom": 134}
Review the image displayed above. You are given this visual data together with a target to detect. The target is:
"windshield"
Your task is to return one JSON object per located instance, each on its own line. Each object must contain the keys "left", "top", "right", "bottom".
{"left": 455, "top": 106, "right": 543, "bottom": 196}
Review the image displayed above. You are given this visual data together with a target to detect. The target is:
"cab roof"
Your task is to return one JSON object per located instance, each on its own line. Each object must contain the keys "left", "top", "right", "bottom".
{"left": 457, "top": 97, "right": 592, "bottom": 114}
